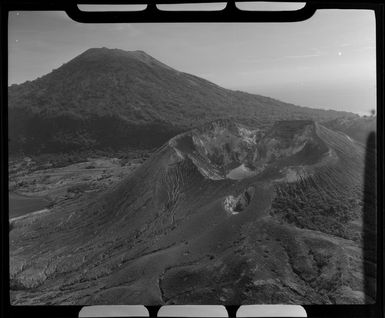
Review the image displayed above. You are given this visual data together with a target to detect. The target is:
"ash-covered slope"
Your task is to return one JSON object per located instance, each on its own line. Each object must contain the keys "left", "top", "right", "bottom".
{"left": 8, "top": 47, "right": 354, "bottom": 154}
{"left": 10, "top": 120, "right": 375, "bottom": 305}
{"left": 323, "top": 116, "right": 376, "bottom": 144}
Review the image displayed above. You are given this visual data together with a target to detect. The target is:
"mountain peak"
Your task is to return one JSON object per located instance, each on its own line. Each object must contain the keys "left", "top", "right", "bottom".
{"left": 75, "top": 47, "right": 172, "bottom": 69}
{"left": 8, "top": 47, "right": 355, "bottom": 155}
{"left": 76, "top": 47, "right": 143, "bottom": 59}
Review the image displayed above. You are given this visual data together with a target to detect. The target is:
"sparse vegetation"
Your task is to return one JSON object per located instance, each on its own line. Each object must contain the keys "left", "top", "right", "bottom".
{"left": 271, "top": 177, "right": 360, "bottom": 240}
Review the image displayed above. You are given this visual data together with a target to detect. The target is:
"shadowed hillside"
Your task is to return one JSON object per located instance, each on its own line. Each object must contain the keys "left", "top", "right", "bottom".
{"left": 8, "top": 47, "right": 356, "bottom": 155}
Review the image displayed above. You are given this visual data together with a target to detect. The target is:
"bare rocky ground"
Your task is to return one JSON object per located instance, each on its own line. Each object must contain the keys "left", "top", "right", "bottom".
{"left": 9, "top": 120, "right": 376, "bottom": 305}
{"left": 9, "top": 153, "right": 147, "bottom": 217}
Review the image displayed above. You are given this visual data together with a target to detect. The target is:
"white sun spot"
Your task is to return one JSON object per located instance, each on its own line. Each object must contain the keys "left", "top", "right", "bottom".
{"left": 338, "top": 51, "right": 342, "bottom": 56}
{"left": 16, "top": 12, "right": 20, "bottom": 16}
{"left": 15, "top": 39, "right": 19, "bottom": 42}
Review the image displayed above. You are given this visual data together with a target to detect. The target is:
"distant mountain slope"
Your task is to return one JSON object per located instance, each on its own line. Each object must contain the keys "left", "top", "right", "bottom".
{"left": 10, "top": 119, "right": 375, "bottom": 305}
{"left": 323, "top": 116, "right": 376, "bottom": 144}
{"left": 8, "top": 47, "right": 356, "bottom": 154}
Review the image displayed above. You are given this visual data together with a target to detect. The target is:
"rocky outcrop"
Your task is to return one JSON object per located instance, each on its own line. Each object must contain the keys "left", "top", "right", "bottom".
{"left": 224, "top": 186, "right": 255, "bottom": 215}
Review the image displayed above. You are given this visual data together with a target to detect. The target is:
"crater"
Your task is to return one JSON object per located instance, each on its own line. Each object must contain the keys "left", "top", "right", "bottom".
{"left": 169, "top": 119, "right": 329, "bottom": 181}
{"left": 224, "top": 186, "right": 255, "bottom": 215}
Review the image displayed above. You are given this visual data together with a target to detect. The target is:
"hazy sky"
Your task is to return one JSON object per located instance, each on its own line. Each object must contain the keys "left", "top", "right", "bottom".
{"left": 8, "top": 6, "right": 376, "bottom": 115}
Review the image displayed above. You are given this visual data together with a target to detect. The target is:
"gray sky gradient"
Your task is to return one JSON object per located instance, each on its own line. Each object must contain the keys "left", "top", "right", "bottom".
{"left": 8, "top": 8, "right": 376, "bottom": 115}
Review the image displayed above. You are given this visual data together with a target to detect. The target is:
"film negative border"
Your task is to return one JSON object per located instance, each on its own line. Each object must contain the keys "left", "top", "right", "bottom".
{"left": 0, "top": 1, "right": 383, "bottom": 318}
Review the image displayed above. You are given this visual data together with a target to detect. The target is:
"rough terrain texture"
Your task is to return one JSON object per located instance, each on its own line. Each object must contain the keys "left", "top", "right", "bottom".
{"left": 9, "top": 120, "right": 376, "bottom": 305}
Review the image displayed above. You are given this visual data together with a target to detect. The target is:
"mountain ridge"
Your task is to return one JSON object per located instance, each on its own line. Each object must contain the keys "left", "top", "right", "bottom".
{"left": 8, "top": 47, "right": 359, "bottom": 155}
